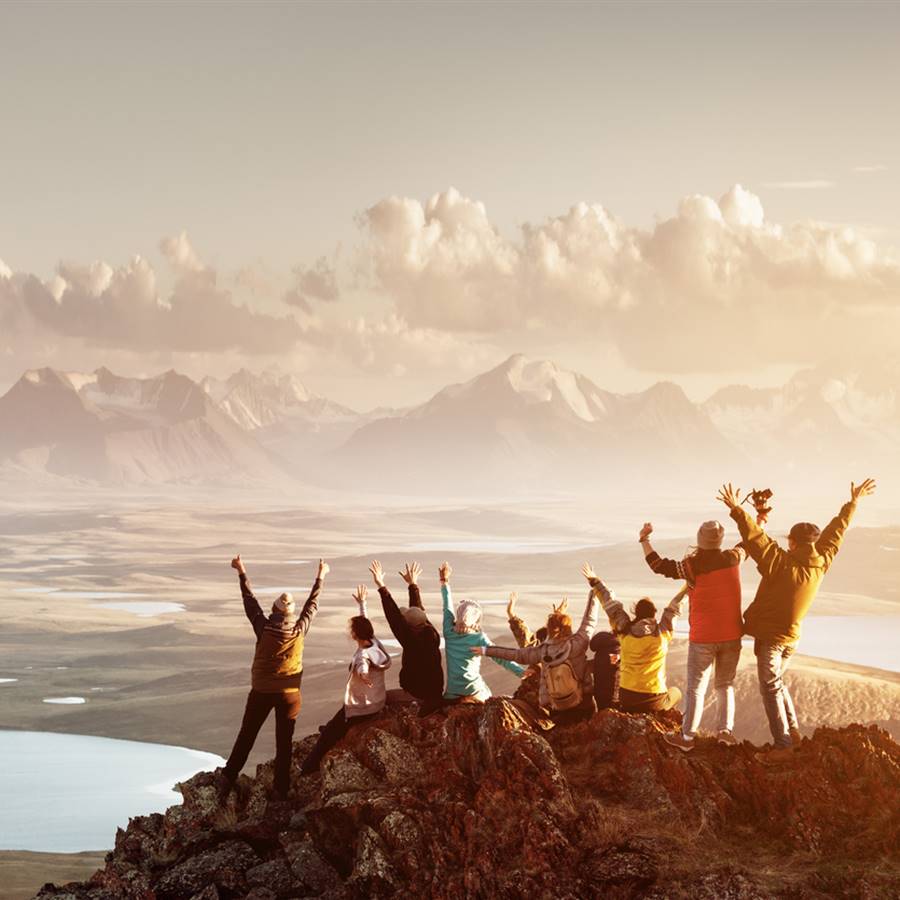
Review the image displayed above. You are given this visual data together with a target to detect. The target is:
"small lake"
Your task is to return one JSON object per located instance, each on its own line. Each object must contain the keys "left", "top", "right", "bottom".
{"left": 0, "top": 731, "right": 223, "bottom": 852}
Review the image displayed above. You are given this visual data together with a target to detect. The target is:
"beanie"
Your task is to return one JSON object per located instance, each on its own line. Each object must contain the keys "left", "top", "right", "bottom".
{"left": 272, "top": 592, "right": 294, "bottom": 614}
{"left": 697, "top": 520, "right": 725, "bottom": 550}
{"left": 789, "top": 522, "right": 821, "bottom": 544}
{"left": 401, "top": 607, "right": 429, "bottom": 628}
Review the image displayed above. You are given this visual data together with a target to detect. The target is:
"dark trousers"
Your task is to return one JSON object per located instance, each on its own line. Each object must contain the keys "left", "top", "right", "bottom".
{"left": 619, "top": 686, "right": 682, "bottom": 713}
{"left": 550, "top": 695, "right": 597, "bottom": 726}
{"left": 300, "top": 706, "right": 379, "bottom": 775}
{"left": 223, "top": 689, "right": 301, "bottom": 795}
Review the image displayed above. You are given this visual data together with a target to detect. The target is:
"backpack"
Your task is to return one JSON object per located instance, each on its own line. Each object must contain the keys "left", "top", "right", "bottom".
{"left": 543, "top": 650, "right": 583, "bottom": 710}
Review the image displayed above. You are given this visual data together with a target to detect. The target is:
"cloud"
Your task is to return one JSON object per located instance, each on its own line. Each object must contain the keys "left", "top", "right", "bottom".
{"left": 762, "top": 180, "right": 835, "bottom": 189}
{"left": 159, "top": 231, "right": 205, "bottom": 273}
{"left": 853, "top": 164, "right": 887, "bottom": 174}
{"left": 285, "top": 256, "right": 341, "bottom": 312}
{"left": 360, "top": 185, "right": 900, "bottom": 372}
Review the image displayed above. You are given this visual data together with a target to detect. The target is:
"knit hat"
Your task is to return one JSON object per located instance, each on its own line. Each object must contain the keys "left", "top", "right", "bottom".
{"left": 453, "top": 599, "right": 483, "bottom": 634}
{"left": 697, "top": 520, "right": 725, "bottom": 550}
{"left": 401, "top": 607, "right": 429, "bottom": 628}
{"left": 272, "top": 592, "right": 294, "bottom": 614}
{"left": 789, "top": 522, "right": 821, "bottom": 544}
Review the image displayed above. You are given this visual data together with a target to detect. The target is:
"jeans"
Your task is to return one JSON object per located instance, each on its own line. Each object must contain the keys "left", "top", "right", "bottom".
{"left": 754, "top": 639, "right": 798, "bottom": 749}
{"left": 223, "top": 689, "right": 301, "bottom": 795}
{"left": 682, "top": 639, "right": 742, "bottom": 737}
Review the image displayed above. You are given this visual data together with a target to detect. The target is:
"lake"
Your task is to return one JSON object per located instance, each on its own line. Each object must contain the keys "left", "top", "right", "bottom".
{"left": 0, "top": 731, "right": 223, "bottom": 852}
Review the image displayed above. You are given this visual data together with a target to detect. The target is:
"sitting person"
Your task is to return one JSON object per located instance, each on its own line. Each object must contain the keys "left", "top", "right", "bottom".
{"left": 582, "top": 563, "right": 686, "bottom": 713}
{"left": 590, "top": 630, "right": 621, "bottom": 710}
{"left": 505, "top": 590, "right": 549, "bottom": 708}
{"left": 440, "top": 561, "right": 526, "bottom": 703}
{"left": 639, "top": 520, "right": 747, "bottom": 750}
{"left": 370, "top": 560, "right": 443, "bottom": 716}
{"left": 300, "top": 585, "right": 391, "bottom": 775}
{"left": 475, "top": 576, "right": 600, "bottom": 724}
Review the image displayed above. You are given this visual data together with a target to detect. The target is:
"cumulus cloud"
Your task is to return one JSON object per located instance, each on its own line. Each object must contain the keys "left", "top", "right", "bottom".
{"left": 359, "top": 184, "right": 900, "bottom": 372}
{"left": 159, "top": 231, "right": 205, "bottom": 273}
{"left": 285, "top": 255, "right": 341, "bottom": 312}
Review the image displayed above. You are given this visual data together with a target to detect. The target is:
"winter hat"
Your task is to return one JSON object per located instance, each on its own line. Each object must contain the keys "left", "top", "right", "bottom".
{"left": 401, "top": 607, "right": 429, "bottom": 627}
{"left": 789, "top": 522, "right": 821, "bottom": 544}
{"left": 697, "top": 520, "right": 725, "bottom": 550}
{"left": 453, "top": 599, "right": 483, "bottom": 634}
{"left": 272, "top": 592, "right": 294, "bottom": 615}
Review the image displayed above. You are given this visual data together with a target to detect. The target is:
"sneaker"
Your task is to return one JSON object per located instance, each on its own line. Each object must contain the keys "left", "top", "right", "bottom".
{"left": 789, "top": 727, "right": 802, "bottom": 747}
{"left": 663, "top": 732, "right": 696, "bottom": 753}
{"left": 716, "top": 730, "right": 738, "bottom": 746}
{"left": 755, "top": 746, "right": 794, "bottom": 766}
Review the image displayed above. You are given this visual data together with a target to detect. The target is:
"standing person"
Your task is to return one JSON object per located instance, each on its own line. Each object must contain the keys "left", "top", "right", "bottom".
{"left": 475, "top": 581, "right": 600, "bottom": 724}
{"left": 300, "top": 585, "right": 392, "bottom": 775}
{"left": 717, "top": 479, "right": 876, "bottom": 763}
{"left": 370, "top": 560, "right": 444, "bottom": 716}
{"left": 639, "top": 520, "right": 747, "bottom": 750}
{"left": 439, "top": 562, "right": 526, "bottom": 703}
{"left": 583, "top": 563, "right": 686, "bottom": 714}
{"left": 589, "top": 631, "right": 621, "bottom": 710}
{"left": 219, "top": 555, "right": 328, "bottom": 802}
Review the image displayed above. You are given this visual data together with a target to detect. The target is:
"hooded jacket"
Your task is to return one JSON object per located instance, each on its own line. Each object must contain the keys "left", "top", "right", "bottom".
{"left": 732, "top": 500, "right": 857, "bottom": 644}
{"left": 591, "top": 578, "right": 685, "bottom": 695}
{"left": 486, "top": 590, "right": 600, "bottom": 710}
{"left": 344, "top": 637, "right": 392, "bottom": 718}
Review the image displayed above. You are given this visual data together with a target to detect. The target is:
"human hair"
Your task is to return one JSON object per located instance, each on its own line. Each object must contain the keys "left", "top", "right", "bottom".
{"left": 633, "top": 597, "right": 656, "bottom": 621}
{"left": 545, "top": 611, "right": 573, "bottom": 641}
{"left": 535, "top": 626, "right": 548, "bottom": 643}
{"left": 350, "top": 615, "right": 374, "bottom": 642}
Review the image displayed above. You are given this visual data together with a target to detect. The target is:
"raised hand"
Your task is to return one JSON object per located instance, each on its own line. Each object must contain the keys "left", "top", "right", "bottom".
{"left": 352, "top": 584, "right": 367, "bottom": 606}
{"left": 439, "top": 561, "right": 452, "bottom": 584}
{"left": 580, "top": 562, "right": 597, "bottom": 583}
{"left": 553, "top": 597, "right": 569, "bottom": 615}
{"left": 369, "top": 560, "right": 385, "bottom": 588}
{"left": 716, "top": 483, "right": 742, "bottom": 510}
{"left": 506, "top": 591, "right": 518, "bottom": 618}
{"left": 231, "top": 554, "right": 245, "bottom": 574}
{"left": 851, "top": 478, "right": 876, "bottom": 502}
{"left": 399, "top": 562, "right": 421, "bottom": 585}
{"left": 317, "top": 559, "right": 330, "bottom": 580}
{"left": 639, "top": 522, "right": 653, "bottom": 542}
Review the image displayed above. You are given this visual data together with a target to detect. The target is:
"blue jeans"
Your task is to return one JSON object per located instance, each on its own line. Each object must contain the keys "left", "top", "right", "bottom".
{"left": 754, "top": 639, "right": 798, "bottom": 749}
{"left": 682, "top": 639, "right": 742, "bottom": 737}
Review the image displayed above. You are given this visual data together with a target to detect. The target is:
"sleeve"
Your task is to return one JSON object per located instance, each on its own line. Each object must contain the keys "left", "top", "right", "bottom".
{"left": 239, "top": 573, "right": 266, "bottom": 639}
{"left": 485, "top": 641, "right": 542, "bottom": 666}
{"left": 590, "top": 578, "right": 631, "bottom": 635}
{"left": 816, "top": 500, "right": 857, "bottom": 569}
{"left": 297, "top": 578, "right": 322, "bottom": 635}
{"left": 644, "top": 549, "right": 692, "bottom": 583}
{"left": 353, "top": 653, "right": 370, "bottom": 677}
{"left": 508, "top": 614, "right": 535, "bottom": 648}
{"left": 379, "top": 586, "right": 411, "bottom": 644}
{"left": 408, "top": 583, "right": 425, "bottom": 611}
{"left": 575, "top": 590, "right": 600, "bottom": 641}
{"left": 659, "top": 587, "right": 688, "bottom": 635}
{"left": 729, "top": 506, "right": 786, "bottom": 579}
{"left": 441, "top": 583, "right": 455, "bottom": 637}
{"left": 484, "top": 637, "right": 527, "bottom": 677}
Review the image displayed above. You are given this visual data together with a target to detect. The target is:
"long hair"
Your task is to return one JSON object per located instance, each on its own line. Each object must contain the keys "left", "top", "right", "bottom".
{"left": 633, "top": 597, "right": 656, "bottom": 622}
{"left": 545, "top": 612, "right": 573, "bottom": 641}
{"left": 453, "top": 599, "right": 483, "bottom": 634}
{"left": 350, "top": 615, "right": 374, "bottom": 642}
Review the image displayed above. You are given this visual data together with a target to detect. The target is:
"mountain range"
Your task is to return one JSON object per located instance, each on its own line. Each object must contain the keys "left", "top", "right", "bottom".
{"left": 0, "top": 355, "right": 895, "bottom": 492}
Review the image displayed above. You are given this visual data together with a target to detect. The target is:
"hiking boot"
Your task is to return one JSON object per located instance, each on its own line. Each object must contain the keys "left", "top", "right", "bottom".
{"left": 716, "top": 730, "right": 738, "bottom": 746}
{"left": 663, "top": 732, "right": 695, "bottom": 753}
{"left": 755, "top": 746, "right": 794, "bottom": 766}
{"left": 789, "top": 727, "right": 802, "bottom": 747}
{"left": 215, "top": 773, "right": 236, "bottom": 804}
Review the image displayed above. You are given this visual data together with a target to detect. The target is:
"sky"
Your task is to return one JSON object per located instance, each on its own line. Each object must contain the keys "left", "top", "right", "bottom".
{"left": 1, "top": 0, "right": 898, "bottom": 409}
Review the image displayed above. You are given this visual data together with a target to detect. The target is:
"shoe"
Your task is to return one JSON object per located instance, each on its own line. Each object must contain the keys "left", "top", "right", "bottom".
{"left": 268, "top": 788, "right": 289, "bottom": 803}
{"left": 755, "top": 746, "right": 794, "bottom": 766}
{"left": 789, "top": 727, "right": 802, "bottom": 747}
{"left": 716, "top": 730, "right": 738, "bottom": 746}
{"left": 663, "top": 732, "right": 695, "bottom": 753}
{"left": 215, "top": 773, "right": 236, "bottom": 804}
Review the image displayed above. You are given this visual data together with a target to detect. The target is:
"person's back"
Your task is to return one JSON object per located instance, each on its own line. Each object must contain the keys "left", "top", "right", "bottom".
{"left": 590, "top": 631, "right": 620, "bottom": 710}
{"left": 344, "top": 637, "right": 392, "bottom": 717}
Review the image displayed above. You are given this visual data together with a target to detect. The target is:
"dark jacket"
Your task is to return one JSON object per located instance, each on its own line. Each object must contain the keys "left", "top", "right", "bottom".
{"left": 241, "top": 573, "right": 320, "bottom": 693}
{"left": 732, "top": 500, "right": 856, "bottom": 644}
{"left": 378, "top": 584, "right": 444, "bottom": 702}
{"left": 590, "top": 631, "right": 620, "bottom": 709}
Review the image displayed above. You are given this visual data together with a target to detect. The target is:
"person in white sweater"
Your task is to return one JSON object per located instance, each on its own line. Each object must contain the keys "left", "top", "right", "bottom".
{"left": 300, "top": 584, "right": 392, "bottom": 775}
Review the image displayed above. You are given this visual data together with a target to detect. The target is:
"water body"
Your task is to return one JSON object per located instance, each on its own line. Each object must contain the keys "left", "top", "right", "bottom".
{"left": 95, "top": 601, "right": 185, "bottom": 617}
{"left": 0, "top": 731, "right": 223, "bottom": 852}
{"left": 43, "top": 697, "right": 87, "bottom": 704}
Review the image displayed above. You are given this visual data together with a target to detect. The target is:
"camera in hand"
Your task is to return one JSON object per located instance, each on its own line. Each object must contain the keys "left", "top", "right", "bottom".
{"left": 744, "top": 488, "right": 773, "bottom": 525}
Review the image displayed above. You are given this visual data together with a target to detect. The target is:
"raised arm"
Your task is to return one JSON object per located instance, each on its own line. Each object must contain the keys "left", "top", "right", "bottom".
{"left": 439, "top": 562, "right": 455, "bottom": 637}
{"left": 817, "top": 479, "right": 874, "bottom": 568}
{"left": 640, "top": 523, "right": 692, "bottom": 581}
{"left": 581, "top": 563, "right": 630, "bottom": 635}
{"left": 372, "top": 560, "right": 411, "bottom": 643}
{"left": 232, "top": 555, "right": 265, "bottom": 638}
{"left": 297, "top": 558, "right": 328, "bottom": 635}
{"left": 718, "top": 484, "right": 785, "bottom": 578}
{"left": 506, "top": 592, "right": 536, "bottom": 648}
{"left": 352, "top": 584, "right": 369, "bottom": 620}
{"left": 400, "top": 562, "right": 425, "bottom": 611}
{"left": 574, "top": 588, "right": 600, "bottom": 643}
{"left": 659, "top": 585, "right": 688, "bottom": 635}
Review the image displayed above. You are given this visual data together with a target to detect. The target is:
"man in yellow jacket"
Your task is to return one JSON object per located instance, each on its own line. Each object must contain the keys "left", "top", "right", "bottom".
{"left": 717, "top": 479, "right": 876, "bottom": 763}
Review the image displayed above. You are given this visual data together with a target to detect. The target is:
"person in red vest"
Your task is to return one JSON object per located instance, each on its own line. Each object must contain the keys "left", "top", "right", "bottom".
{"left": 639, "top": 520, "right": 747, "bottom": 751}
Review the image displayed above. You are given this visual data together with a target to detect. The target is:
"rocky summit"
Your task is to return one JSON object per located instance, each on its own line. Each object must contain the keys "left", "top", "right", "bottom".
{"left": 35, "top": 701, "right": 900, "bottom": 899}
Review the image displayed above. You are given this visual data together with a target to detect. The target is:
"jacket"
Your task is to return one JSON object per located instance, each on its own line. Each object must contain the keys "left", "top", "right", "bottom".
{"left": 344, "top": 637, "right": 392, "bottom": 718}
{"left": 732, "top": 500, "right": 856, "bottom": 644}
{"left": 241, "top": 573, "right": 320, "bottom": 693}
{"left": 592, "top": 578, "right": 684, "bottom": 695}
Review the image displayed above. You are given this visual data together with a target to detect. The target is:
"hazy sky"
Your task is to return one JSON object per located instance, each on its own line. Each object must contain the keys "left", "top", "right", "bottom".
{"left": 1, "top": 0, "right": 898, "bottom": 408}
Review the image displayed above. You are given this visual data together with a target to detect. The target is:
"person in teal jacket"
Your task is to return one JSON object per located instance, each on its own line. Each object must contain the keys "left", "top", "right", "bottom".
{"left": 439, "top": 561, "right": 526, "bottom": 701}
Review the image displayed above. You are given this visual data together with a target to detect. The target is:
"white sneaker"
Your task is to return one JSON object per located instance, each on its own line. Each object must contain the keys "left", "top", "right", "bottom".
{"left": 716, "top": 730, "right": 738, "bottom": 746}
{"left": 663, "top": 732, "right": 696, "bottom": 752}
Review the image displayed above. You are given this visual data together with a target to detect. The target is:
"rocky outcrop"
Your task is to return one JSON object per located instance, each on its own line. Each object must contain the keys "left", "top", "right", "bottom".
{"left": 35, "top": 701, "right": 900, "bottom": 899}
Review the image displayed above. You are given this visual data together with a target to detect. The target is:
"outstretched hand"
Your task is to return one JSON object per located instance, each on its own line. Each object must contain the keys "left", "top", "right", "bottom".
{"left": 506, "top": 591, "right": 518, "bottom": 618}
{"left": 469, "top": 645, "right": 486, "bottom": 656}
{"left": 851, "top": 478, "right": 876, "bottom": 502}
{"left": 369, "top": 560, "right": 385, "bottom": 588}
{"left": 439, "top": 561, "right": 452, "bottom": 584}
{"left": 716, "top": 483, "right": 742, "bottom": 510}
{"left": 317, "top": 558, "right": 330, "bottom": 580}
{"left": 580, "top": 562, "right": 597, "bottom": 583}
{"left": 231, "top": 554, "right": 246, "bottom": 574}
{"left": 399, "top": 562, "right": 422, "bottom": 586}
{"left": 352, "top": 584, "right": 367, "bottom": 606}
{"left": 639, "top": 522, "right": 653, "bottom": 542}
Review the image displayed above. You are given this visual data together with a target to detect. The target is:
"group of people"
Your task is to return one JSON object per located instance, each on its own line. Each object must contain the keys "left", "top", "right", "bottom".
{"left": 217, "top": 478, "right": 876, "bottom": 801}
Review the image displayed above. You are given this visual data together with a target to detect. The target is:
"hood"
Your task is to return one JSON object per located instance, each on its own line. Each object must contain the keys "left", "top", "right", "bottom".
{"left": 541, "top": 638, "right": 575, "bottom": 665}
{"left": 362, "top": 638, "right": 392, "bottom": 669}
{"left": 628, "top": 617, "right": 659, "bottom": 638}
{"left": 788, "top": 545, "right": 826, "bottom": 569}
